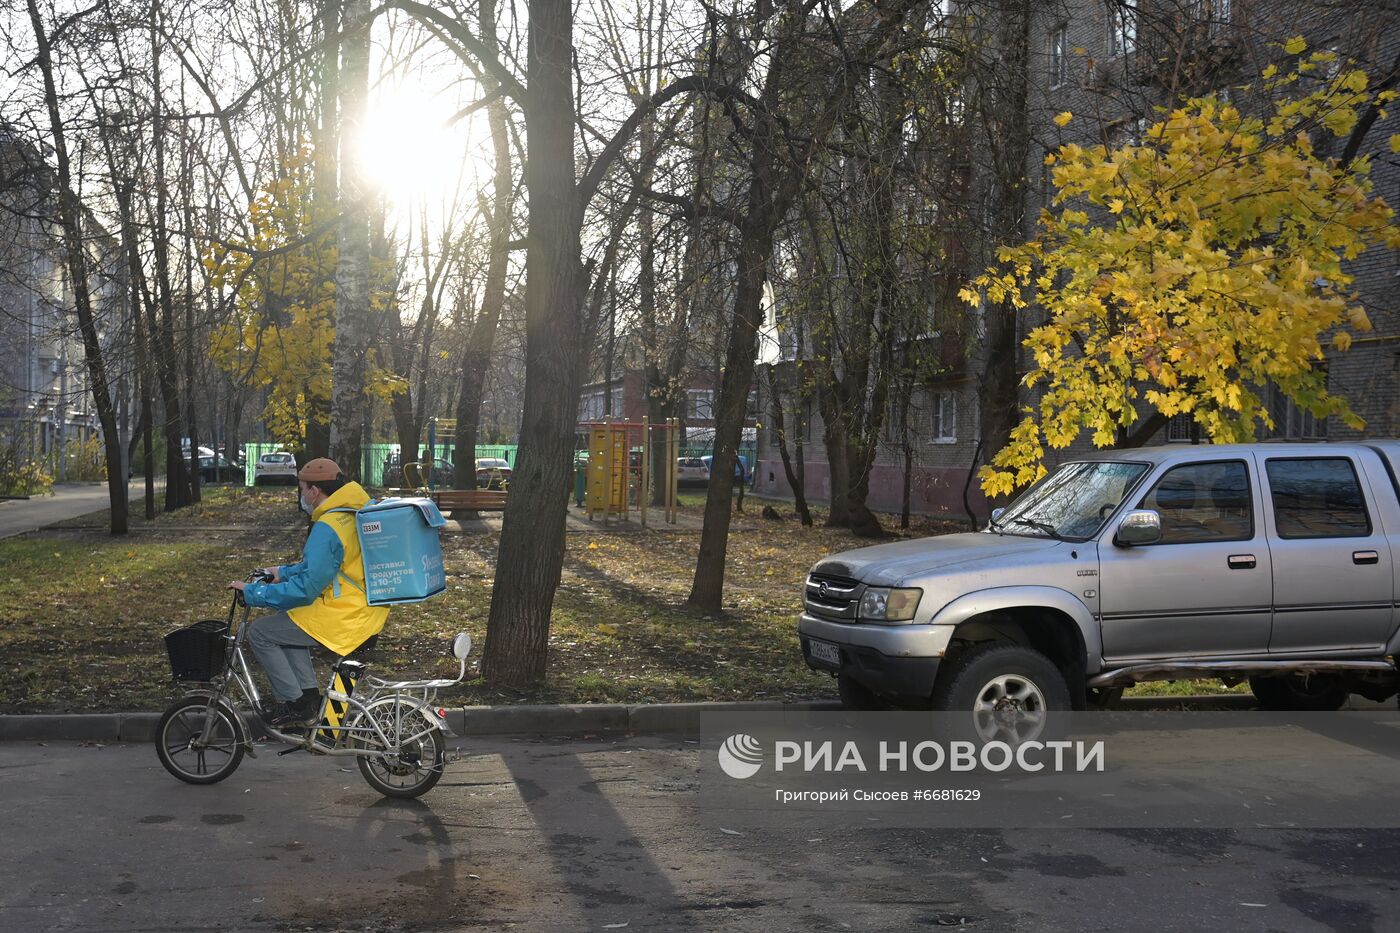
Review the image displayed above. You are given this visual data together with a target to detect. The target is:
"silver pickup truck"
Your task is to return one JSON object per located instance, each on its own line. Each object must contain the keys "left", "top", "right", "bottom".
{"left": 799, "top": 442, "right": 1400, "bottom": 720}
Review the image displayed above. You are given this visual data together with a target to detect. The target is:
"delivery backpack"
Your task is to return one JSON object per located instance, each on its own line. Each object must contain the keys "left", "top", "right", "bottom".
{"left": 324, "top": 497, "right": 447, "bottom": 605}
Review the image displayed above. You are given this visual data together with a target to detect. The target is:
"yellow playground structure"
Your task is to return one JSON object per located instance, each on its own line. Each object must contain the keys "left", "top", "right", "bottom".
{"left": 579, "top": 417, "right": 679, "bottom": 526}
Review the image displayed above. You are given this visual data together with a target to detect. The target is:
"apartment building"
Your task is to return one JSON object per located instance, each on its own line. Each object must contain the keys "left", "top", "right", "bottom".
{"left": 753, "top": 0, "right": 1400, "bottom": 522}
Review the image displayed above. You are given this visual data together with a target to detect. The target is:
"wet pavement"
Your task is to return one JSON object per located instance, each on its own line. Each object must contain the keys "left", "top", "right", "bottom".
{"left": 3, "top": 733, "right": 1399, "bottom": 931}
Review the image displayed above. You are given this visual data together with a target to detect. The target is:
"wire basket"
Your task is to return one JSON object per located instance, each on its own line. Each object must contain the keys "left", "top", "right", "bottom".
{"left": 164, "top": 620, "right": 229, "bottom": 682}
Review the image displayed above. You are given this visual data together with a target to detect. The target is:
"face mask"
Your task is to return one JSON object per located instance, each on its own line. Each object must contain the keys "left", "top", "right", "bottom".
{"left": 300, "top": 493, "right": 314, "bottom": 515}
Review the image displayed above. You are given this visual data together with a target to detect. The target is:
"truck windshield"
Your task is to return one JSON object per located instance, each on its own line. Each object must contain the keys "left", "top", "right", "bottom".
{"left": 992, "top": 461, "right": 1149, "bottom": 541}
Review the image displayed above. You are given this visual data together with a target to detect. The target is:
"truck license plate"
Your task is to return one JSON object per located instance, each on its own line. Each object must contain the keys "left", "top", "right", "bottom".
{"left": 809, "top": 639, "right": 840, "bottom": 668}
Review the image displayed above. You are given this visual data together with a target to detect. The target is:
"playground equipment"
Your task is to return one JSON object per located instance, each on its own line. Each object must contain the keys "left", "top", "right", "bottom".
{"left": 579, "top": 417, "right": 679, "bottom": 526}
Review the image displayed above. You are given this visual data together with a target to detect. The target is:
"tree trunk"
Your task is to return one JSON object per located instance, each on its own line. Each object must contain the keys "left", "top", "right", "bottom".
{"left": 822, "top": 417, "right": 851, "bottom": 527}
{"left": 181, "top": 115, "right": 201, "bottom": 504}
{"left": 976, "top": 0, "right": 1032, "bottom": 507}
{"left": 144, "top": 13, "right": 190, "bottom": 511}
{"left": 686, "top": 217, "right": 772, "bottom": 612}
{"left": 451, "top": 0, "right": 513, "bottom": 506}
{"left": 764, "top": 364, "right": 811, "bottom": 525}
{"left": 330, "top": 0, "right": 372, "bottom": 480}
{"left": 646, "top": 387, "right": 679, "bottom": 506}
{"left": 305, "top": 0, "right": 339, "bottom": 464}
{"left": 26, "top": 0, "right": 127, "bottom": 534}
{"left": 481, "top": 0, "right": 585, "bottom": 687}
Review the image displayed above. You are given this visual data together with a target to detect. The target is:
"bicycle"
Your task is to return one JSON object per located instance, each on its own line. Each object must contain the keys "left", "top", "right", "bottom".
{"left": 155, "top": 571, "right": 471, "bottom": 798}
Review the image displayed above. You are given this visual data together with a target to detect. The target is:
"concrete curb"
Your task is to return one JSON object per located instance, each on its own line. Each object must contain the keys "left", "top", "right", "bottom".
{"left": 0, "top": 696, "right": 1276, "bottom": 743}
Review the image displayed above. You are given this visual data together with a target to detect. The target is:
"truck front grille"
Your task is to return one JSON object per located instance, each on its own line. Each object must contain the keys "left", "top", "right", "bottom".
{"left": 805, "top": 573, "right": 863, "bottom": 621}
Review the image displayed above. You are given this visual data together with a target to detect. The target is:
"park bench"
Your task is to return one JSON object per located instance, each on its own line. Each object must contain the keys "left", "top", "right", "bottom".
{"left": 431, "top": 488, "right": 508, "bottom": 512}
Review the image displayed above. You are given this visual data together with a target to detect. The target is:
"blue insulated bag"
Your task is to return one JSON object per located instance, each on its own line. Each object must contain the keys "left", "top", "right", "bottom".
{"left": 330, "top": 497, "right": 447, "bottom": 605}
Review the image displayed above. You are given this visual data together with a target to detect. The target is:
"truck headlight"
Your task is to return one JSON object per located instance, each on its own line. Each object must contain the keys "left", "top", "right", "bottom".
{"left": 858, "top": 587, "right": 922, "bottom": 622}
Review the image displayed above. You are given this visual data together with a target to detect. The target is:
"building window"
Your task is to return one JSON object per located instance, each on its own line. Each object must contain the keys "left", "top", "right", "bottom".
{"left": 579, "top": 390, "right": 604, "bottom": 422}
{"left": 686, "top": 389, "right": 714, "bottom": 420}
{"left": 931, "top": 391, "right": 957, "bottom": 442}
{"left": 1166, "top": 413, "right": 1197, "bottom": 443}
{"left": 578, "top": 386, "right": 624, "bottom": 421}
{"left": 1208, "top": 0, "right": 1232, "bottom": 36}
{"left": 1107, "top": 2, "right": 1136, "bottom": 57}
{"left": 1267, "top": 384, "right": 1328, "bottom": 440}
{"left": 1050, "top": 25, "right": 1068, "bottom": 87}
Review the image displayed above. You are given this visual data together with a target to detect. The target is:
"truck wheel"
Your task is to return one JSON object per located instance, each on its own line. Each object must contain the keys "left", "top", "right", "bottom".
{"left": 1248, "top": 675, "right": 1348, "bottom": 711}
{"left": 838, "top": 673, "right": 890, "bottom": 711}
{"left": 932, "top": 643, "right": 1071, "bottom": 743}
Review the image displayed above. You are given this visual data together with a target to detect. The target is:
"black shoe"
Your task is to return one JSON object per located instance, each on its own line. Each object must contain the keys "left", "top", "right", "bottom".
{"left": 259, "top": 701, "right": 295, "bottom": 726}
{"left": 294, "top": 690, "right": 323, "bottom": 720}
{"left": 265, "top": 701, "right": 315, "bottom": 728}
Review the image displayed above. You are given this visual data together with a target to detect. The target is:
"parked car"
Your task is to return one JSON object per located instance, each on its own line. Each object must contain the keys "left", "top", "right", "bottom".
{"left": 700, "top": 454, "right": 751, "bottom": 485}
{"left": 676, "top": 456, "right": 711, "bottom": 487}
{"left": 200, "top": 452, "right": 239, "bottom": 484}
{"left": 475, "top": 457, "right": 512, "bottom": 489}
{"left": 799, "top": 441, "right": 1400, "bottom": 727}
{"left": 253, "top": 451, "right": 298, "bottom": 486}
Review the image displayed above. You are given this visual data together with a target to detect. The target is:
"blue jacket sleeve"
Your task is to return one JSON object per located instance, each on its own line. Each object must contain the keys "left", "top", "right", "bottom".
{"left": 244, "top": 522, "right": 344, "bottom": 610}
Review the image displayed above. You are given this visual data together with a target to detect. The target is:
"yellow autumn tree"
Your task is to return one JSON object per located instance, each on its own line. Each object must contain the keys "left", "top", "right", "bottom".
{"left": 208, "top": 149, "right": 403, "bottom": 450}
{"left": 965, "top": 41, "right": 1400, "bottom": 497}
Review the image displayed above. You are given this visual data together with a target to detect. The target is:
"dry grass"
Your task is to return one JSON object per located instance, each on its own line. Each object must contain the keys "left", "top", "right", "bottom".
{"left": 0, "top": 485, "right": 1237, "bottom": 712}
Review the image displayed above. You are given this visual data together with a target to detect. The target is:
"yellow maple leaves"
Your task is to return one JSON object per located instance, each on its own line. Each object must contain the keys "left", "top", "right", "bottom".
{"left": 965, "top": 58, "right": 1397, "bottom": 496}
{"left": 207, "top": 148, "right": 404, "bottom": 450}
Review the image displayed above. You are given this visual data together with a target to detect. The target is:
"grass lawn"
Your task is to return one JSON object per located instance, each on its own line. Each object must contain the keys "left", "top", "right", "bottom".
{"left": 0, "top": 485, "right": 1240, "bottom": 713}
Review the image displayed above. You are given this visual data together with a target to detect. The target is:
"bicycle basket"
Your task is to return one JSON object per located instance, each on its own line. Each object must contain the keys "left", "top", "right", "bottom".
{"left": 164, "top": 620, "right": 229, "bottom": 681}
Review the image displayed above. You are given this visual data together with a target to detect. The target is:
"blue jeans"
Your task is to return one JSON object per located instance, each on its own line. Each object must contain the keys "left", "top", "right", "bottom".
{"left": 248, "top": 611, "right": 321, "bottom": 702}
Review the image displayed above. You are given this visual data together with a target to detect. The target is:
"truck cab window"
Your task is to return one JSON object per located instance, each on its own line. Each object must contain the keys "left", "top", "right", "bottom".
{"left": 1266, "top": 458, "right": 1371, "bottom": 538}
{"left": 1137, "top": 460, "right": 1252, "bottom": 543}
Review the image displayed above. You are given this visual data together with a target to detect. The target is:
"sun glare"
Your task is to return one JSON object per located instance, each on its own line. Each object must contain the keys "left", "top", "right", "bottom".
{"left": 357, "top": 85, "right": 480, "bottom": 206}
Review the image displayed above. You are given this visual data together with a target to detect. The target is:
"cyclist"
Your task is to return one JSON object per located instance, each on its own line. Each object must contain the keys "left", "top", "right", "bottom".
{"left": 227, "top": 457, "right": 388, "bottom": 727}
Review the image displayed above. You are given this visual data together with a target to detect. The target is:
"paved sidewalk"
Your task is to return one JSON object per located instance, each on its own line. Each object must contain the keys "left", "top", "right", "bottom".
{"left": 0, "top": 480, "right": 165, "bottom": 539}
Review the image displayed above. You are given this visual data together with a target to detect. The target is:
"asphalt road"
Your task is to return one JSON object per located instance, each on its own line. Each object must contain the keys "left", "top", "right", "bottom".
{"left": 0, "top": 481, "right": 163, "bottom": 539}
{"left": 3, "top": 733, "right": 1399, "bottom": 932}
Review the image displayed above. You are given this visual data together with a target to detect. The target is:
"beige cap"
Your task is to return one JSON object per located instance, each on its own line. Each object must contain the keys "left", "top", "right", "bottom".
{"left": 297, "top": 458, "right": 342, "bottom": 482}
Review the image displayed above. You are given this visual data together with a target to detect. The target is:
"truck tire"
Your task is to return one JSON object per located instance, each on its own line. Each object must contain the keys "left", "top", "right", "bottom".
{"left": 1248, "top": 675, "right": 1348, "bottom": 711}
{"left": 932, "top": 643, "right": 1072, "bottom": 744}
{"left": 838, "top": 673, "right": 890, "bottom": 711}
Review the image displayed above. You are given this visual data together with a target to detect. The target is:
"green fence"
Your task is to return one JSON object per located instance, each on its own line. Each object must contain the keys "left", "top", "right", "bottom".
{"left": 242, "top": 442, "right": 518, "bottom": 488}
{"left": 239, "top": 441, "right": 750, "bottom": 488}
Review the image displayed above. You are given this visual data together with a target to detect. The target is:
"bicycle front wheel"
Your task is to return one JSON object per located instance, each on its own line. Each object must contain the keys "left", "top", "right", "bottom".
{"left": 352, "top": 699, "right": 446, "bottom": 799}
{"left": 156, "top": 696, "right": 246, "bottom": 785}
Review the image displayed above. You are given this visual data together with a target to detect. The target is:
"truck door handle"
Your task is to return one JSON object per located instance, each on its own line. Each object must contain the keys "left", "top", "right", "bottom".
{"left": 1353, "top": 550, "right": 1379, "bottom": 565}
{"left": 1227, "top": 554, "right": 1256, "bottom": 569}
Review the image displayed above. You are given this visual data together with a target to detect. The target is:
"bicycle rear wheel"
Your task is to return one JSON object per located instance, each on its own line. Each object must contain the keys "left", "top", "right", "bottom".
{"left": 352, "top": 699, "right": 446, "bottom": 798}
{"left": 156, "top": 696, "right": 246, "bottom": 785}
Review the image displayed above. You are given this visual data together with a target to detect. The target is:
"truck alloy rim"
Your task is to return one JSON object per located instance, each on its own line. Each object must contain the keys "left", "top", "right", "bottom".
{"left": 972, "top": 674, "right": 1048, "bottom": 744}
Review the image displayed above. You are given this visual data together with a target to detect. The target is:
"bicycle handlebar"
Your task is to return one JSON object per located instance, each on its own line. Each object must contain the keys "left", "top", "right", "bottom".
{"left": 231, "top": 569, "right": 275, "bottom": 609}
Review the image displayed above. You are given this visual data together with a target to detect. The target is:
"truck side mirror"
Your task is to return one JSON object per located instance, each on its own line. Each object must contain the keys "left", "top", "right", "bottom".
{"left": 1115, "top": 509, "right": 1161, "bottom": 547}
